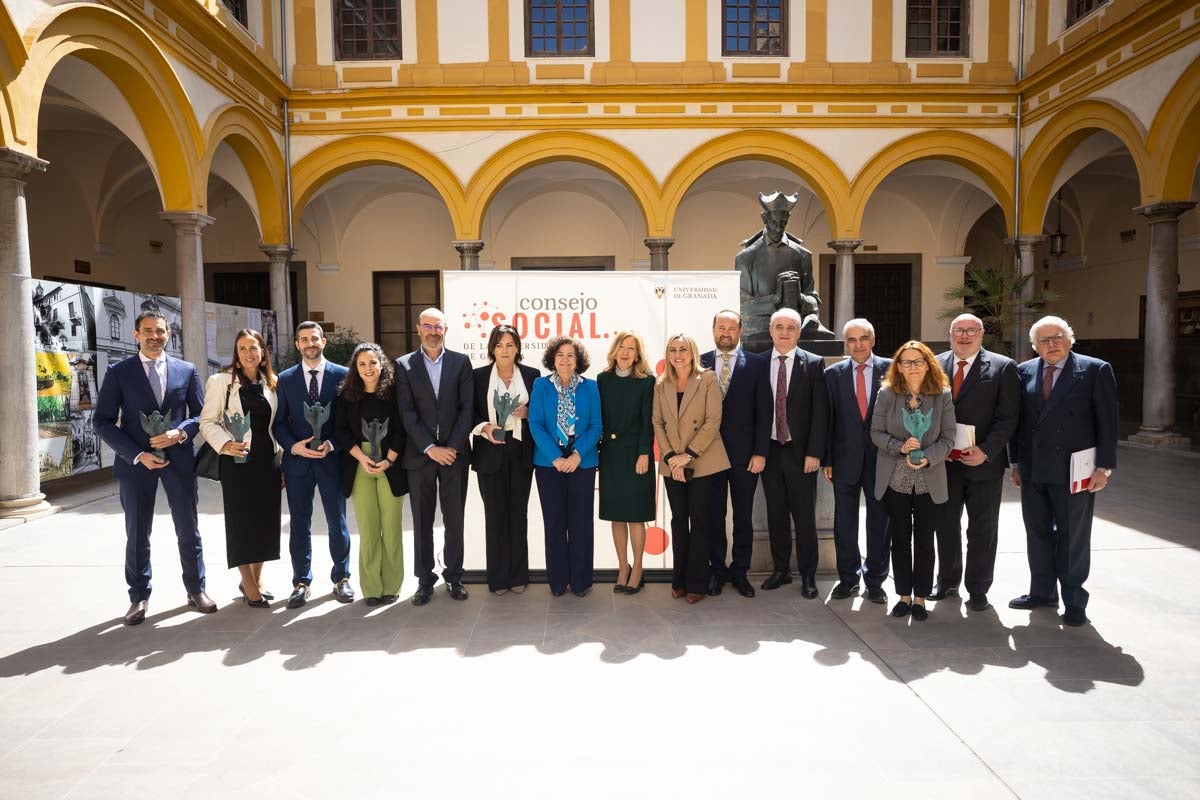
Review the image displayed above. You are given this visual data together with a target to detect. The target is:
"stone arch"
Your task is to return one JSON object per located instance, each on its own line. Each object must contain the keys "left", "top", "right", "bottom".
{"left": 290, "top": 134, "right": 467, "bottom": 236}
{"left": 0, "top": 2, "right": 26, "bottom": 148}
{"left": 462, "top": 131, "right": 662, "bottom": 240}
{"left": 848, "top": 130, "right": 1016, "bottom": 237}
{"left": 16, "top": 4, "right": 203, "bottom": 210}
{"left": 1020, "top": 99, "right": 1151, "bottom": 235}
{"left": 661, "top": 130, "right": 851, "bottom": 238}
{"left": 1147, "top": 56, "right": 1200, "bottom": 202}
{"left": 201, "top": 104, "right": 286, "bottom": 243}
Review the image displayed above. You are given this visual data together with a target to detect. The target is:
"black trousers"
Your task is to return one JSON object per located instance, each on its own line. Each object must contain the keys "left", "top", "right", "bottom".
{"left": 762, "top": 441, "right": 818, "bottom": 576}
{"left": 664, "top": 472, "right": 714, "bottom": 594}
{"left": 935, "top": 463, "right": 1004, "bottom": 596}
{"left": 1020, "top": 479, "right": 1094, "bottom": 608}
{"left": 535, "top": 466, "right": 596, "bottom": 594}
{"left": 831, "top": 469, "right": 890, "bottom": 589}
{"left": 407, "top": 458, "right": 468, "bottom": 588}
{"left": 884, "top": 489, "right": 938, "bottom": 598}
{"left": 708, "top": 465, "right": 759, "bottom": 578}
{"left": 476, "top": 437, "right": 533, "bottom": 591}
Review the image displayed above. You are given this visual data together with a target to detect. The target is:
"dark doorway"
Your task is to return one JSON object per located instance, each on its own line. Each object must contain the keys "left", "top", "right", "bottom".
{"left": 511, "top": 256, "right": 615, "bottom": 271}
{"left": 207, "top": 263, "right": 303, "bottom": 320}
{"left": 374, "top": 271, "right": 442, "bottom": 357}
{"left": 824, "top": 257, "right": 917, "bottom": 358}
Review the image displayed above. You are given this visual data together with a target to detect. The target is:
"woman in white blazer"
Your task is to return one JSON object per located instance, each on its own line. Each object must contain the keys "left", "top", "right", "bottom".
{"left": 199, "top": 328, "right": 283, "bottom": 607}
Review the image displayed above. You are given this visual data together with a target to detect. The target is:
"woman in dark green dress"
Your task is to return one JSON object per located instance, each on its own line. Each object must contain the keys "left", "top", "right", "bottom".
{"left": 597, "top": 331, "right": 656, "bottom": 594}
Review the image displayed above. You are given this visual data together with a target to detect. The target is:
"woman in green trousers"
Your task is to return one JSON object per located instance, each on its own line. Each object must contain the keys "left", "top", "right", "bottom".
{"left": 335, "top": 343, "right": 408, "bottom": 606}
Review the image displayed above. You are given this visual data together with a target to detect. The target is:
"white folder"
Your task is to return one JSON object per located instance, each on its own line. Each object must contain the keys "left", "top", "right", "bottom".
{"left": 1070, "top": 447, "right": 1097, "bottom": 494}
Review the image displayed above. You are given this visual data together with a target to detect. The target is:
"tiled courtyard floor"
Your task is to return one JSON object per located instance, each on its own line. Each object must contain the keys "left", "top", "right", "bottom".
{"left": 0, "top": 445, "right": 1197, "bottom": 798}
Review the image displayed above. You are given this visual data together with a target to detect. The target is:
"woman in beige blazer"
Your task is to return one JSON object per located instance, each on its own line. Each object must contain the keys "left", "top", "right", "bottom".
{"left": 652, "top": 333, "right": 730, "bottom": 604}
{"left": 199, "top": 329, "right": 283, "bottom": 607}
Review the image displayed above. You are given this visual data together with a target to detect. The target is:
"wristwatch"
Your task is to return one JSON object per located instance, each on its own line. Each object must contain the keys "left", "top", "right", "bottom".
{"left": 1099, "top": 468, "right": 1112, "bottom": 477}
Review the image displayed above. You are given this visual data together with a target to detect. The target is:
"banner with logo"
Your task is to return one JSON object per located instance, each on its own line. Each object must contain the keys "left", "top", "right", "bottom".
{"left": 444, "top": 270, "right": 740, "bottom": 573}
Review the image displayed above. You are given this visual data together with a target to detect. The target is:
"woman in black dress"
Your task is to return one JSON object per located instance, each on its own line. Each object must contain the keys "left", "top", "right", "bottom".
{"left": 199, "top": 328, "right": 282, "bottom": 607}
{"left": 597, "top": 331, "right": 655, "bottom": 594}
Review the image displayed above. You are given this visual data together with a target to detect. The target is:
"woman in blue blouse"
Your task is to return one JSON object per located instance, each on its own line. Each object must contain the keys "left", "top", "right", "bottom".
{"left": 529, "top": 337, "right": 602, "bottom": 597}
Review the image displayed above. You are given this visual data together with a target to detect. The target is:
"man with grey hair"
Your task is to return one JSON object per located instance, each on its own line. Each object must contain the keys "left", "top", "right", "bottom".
{"left": 1008, "top": 315, "right": 1118, "bottom": 626}
{"left": 822, "top": 318, "right": 891, "bottom": 603}
{"left": 930, "top": 313, "right": 1020, "bottom": 612}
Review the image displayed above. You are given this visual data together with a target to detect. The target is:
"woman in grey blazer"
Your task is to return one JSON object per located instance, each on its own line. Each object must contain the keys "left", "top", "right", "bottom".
{"left": 871, "top": 340, "right": 955, "bottom": 621}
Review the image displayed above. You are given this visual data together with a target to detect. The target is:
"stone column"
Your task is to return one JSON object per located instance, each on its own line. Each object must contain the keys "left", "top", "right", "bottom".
{"left": 1130, "top": 201, "right": 1197, "bottom": 448}
{"left": 260, "top": 244, "right": 294, "bottom": 354}
{"left": 1005, "top": 235, "right": 1046, "bottom": 362}
{"left": 453, "top": 240, "right": 484, "bottom": 271}
{"left": 827, "top": 239, "right": 862, "bottom": 334}
{"left": 644, "top": 238, "right": 674, "bottom": 271}
{"left": 0, "top": 149, "right": 51, "bottom": 519}
{"left": 160, "top": 212, "right": 214, "bottom": 379}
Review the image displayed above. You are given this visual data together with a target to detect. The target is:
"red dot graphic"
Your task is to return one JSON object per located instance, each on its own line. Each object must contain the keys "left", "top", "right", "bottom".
{"left": 480, "top": 312, "right": 489, "bottom": 321}
{"left": 645, "top": 526, "right": 669, "bottom": 556}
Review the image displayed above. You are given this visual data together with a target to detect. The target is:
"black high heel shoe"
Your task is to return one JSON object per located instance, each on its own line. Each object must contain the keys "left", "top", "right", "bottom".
{"left": 613, "top": 563, "right": 631, "bottom": 594}
{"left": 242, "top": 594, "right": 270, "bottom": 608}
{"left": 239, "top": 582, "right": 274, "bottom": 602}
{"left": 624, "top": 569, "right": 645, "bottom": 596}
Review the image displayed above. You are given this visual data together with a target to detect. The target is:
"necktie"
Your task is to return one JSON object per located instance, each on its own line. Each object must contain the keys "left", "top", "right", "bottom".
{"left": 719, "top": 353, "right": 732, "bottom": 396}
{"left": 308, "top": 369, "right": 319, "bottom": 403}
{"left": 952, "top": 360, "right": 967, "bottom": 399}
{"left": 1042, "top": 364, "right": 1056, "bottom": 401}
{"left": 775, "top": 355, "right": 790, "bottom": 444}
{"left": 855, "top": 363, "right": 868, "bottom": 421}
{"left": 147, "top": 360, "right": 163, "bottom": 406}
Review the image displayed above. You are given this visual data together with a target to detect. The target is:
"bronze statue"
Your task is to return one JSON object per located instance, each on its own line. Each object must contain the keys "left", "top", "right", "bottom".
{"left": 735, "top": 191, "right": 833, "bottom": 352}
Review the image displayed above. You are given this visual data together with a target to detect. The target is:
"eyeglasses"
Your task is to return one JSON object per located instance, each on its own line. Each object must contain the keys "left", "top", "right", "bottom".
{"left": 898, "top": 359, "right": 928, "bottom": 369}
{"left": 419, "top": 324, "right": 447, "bottom": 333}
{"left": 951, "top": 327, "right": 983, "bottom": 338}
{"left": 1036, "top": 333, "right": 1068, "bottom": 346}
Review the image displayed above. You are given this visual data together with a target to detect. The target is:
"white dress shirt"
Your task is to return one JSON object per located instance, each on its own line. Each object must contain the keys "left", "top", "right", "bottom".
{"left": 769, "top": 347, "right": 797, "bottom": 441}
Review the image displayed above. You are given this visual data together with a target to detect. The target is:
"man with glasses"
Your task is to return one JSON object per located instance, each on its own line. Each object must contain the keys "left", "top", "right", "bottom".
{"left": 1008, "top": 316, "right": 1118, "bottom": 627}
{"left": 395, "top": 308, "right": 474, "bottom": 605}
{"left": 931, "top": 314, "right": 1020, "bottom": 612}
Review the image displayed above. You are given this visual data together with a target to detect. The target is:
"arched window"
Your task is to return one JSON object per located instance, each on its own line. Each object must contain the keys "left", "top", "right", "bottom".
{"left": 335, "top": 0, "right": 401, "bottom": 60}
{"left": 109, "top": 314, "right": 121, "bottom": 341}
{"left": 906, "top": 0, "right": 969, "bottom": 58}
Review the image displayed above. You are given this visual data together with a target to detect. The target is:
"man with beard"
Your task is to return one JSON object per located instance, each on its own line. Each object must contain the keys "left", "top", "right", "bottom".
{"left": 272, "top": 321, "right": 354, "bottom": 608}
{"left": 395, "top": 308, "right": 474, "bottom": 605}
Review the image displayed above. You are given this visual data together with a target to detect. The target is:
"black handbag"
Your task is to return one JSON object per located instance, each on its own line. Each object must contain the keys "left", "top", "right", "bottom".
{"left": 195, "top": 379, "right": 236, "bottom": 481}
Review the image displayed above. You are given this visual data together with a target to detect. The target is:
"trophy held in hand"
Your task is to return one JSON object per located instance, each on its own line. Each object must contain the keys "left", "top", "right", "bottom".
{"left": 303, "top": 401, "right": 330, "bottom": 451}
{"left": 491, "top": 389, "right": 519, "bottom": 444}
{"left": 902, "top": 405, "right": 932, "bottom": 465}
{"left": 139, "top": 410, "right": 172, "bottom": 464}
{"left": 362, "top": 417, "right": 389, "bottom": 466}
{"left": 224, "top": 411, "right": 252, "bottom": 464}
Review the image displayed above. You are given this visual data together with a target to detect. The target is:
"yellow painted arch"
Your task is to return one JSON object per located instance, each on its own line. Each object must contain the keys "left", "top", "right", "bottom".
{"left": 0, "top": 3, "right": 26, "bottom": 148}
{"left": 16, "top": 5, "right": 203, "bottom": 210}
{"left": 291, "top": 135, "right": 467, "bottom": 235}
{"left": 661, "top": 130, "right": 852, "bottom": 238}
{"left": 463, "top": 131, "right": 662, "bottom": 240}
{"left": 201, "top": 105, "right": 287, "bottom": 243}
{"left": 1147, "top": 56, "right": 1200, "bottom": 202}
{"left": 848, "top": 131, "right": 1016, "bottom": 237}
{"left": 1020, "top": 99, "right": 1151, "bottom": 234}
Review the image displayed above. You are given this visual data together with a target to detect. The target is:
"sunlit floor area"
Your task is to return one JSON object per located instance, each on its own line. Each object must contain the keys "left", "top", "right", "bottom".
{"left": 0, "top": 446, "right": 1197, "bottom": 799}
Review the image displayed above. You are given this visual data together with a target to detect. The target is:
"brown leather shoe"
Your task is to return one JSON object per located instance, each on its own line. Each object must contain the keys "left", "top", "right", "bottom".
{"left": 187, "top": 591, "right": 217, "bottom": 613}
{"left": 671, "top": 588, "right": 686, "bottom": 599}
{"left": 123, "top": 600, "right": 148, "bottom": 626}
{"left": 686, "top": 593, "right": 704, "bottom": 604}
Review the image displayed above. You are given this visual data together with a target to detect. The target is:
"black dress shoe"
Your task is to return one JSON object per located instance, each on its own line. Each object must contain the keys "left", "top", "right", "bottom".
{"left": 187, "top": 591, "right": 217, "bottom": 613}
{"left": 707, "top": 575, "right": 724, "bottom": 596}
{"left": 1009, "top": 593, "right": 1058, "bottom": 610}
{"left": 123, "top": 600, "right": 148, "bottom": 626}
{"left": 365, "top": 597, "right": 381, "bottom": 607}
{"left": 333, "top": 579, "right": 355, "bottom": 603}
{"left": 551, "top": 587, "right": 568, "bottom": 597}
{"left": 760, "top": 572, "right": 793, "bottom": 591}
{"left": 731, "top": 575, "right": 756, "bottom": 598}
{"left": 411, "top": 586, "right": 434, "bottom": 606}
{"left": 800, "top": 576, "right": 818, "bottom": 599}
{"left": 929, "top": 584, "right": 958, "bottom": 601}
{"left": 380, "top": 595, "right": 397, "bottom": 604}
{"left": 865, "top": 586, "right": 887, "bottom": 604}
{"left": 910, "top": 603, "right": 928, "bottom": 621}
{"left": 572, "top": 588, "right": 590, "bottom": 598}
{"left": 830, "top": 581, "right": 859, "bottom": 600}
{"left": 1062, "top": 606, "right": 1090, "bottom": 627}
{"left": 890, "top": 600, "right": 911, "bottom": 618}
{"left": 447, "top": 581, "right": 469, "bottom": 601}
{"left": 287, "top": 584, "right": 311, "bottom": 609}
{"left": 966, "top": 594, "right": 991, "bottom": 612}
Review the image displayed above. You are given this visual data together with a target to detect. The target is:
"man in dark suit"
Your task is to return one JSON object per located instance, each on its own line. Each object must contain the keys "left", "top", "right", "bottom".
{"left": 700, "top": 310, "right": 771, "bottom": 598}
{"left": 272, "top": 321, "right": 354, "bottom": 608}
{"left": 395, "top": 307, "right": 474, "bottom": 606}
{"left": 932, "top": 314, "right": 1020, "bottom": 611}
{"left": 1009, "top": 315, "right": 1118, "bottom": 627}
{"left": 822, "top": 318, "right": 891, "bottom": 604}
{"left": 95, "top": 310, "right": 211, "bottom": 625}
{"left": 760, "top": 308, "right": 830, "bottom": 599}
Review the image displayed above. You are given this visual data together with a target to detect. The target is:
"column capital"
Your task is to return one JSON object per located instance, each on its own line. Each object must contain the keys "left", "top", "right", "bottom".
{"left": 827, "top": 239, "right": 863, "bottom": 254}
{"left": 160, "top": 211, "right": 215, "bottom": 233}
{"left": 0, "top": 148, "right": 48, "bottom": 179}
{"left": 259, "top": 243, "right": 294, "bottom": 260}
{"left": 1134, "top": 201, "right": 1197, "bottom": 223}
{"left": 643, "top": 237, "right": 675, "bottom": 252}
{"left": 452, "top": 239, "right": 485, "bottom": 255}
{"left": 1003, "top": 235, "right": 1047, "bottom": 247}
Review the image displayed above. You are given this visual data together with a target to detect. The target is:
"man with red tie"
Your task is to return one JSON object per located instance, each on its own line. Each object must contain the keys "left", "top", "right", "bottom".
{"left": 822, "top": 319, "right": 892, "bottom": 603}
{"left": 931, "top": 313, "right": 1020, "bottom": 612}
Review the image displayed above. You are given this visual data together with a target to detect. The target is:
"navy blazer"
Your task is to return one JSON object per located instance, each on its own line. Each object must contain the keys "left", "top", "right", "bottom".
{"left": 94, "top": 354, "right": 204, "bottom": 479}
{"left": 937, "top": 348, "right": 1020, "bottom": 482}
{"left": 1008, "top": 352, "right": 1119, "bottom": 485}
{"left": 529, "top": 375, "right": 602, "bottom": 469}
{"left": 822, "top": 354, "right": 891, "bottom": 485}
{"left": 699, "top": 348, "right": 771, "bottom": 465}
{"left": 272, "top": 360, "right": 350, "bottom": 478}
{"left": 394, "top": 348, "right": 474, "bottom": 470}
